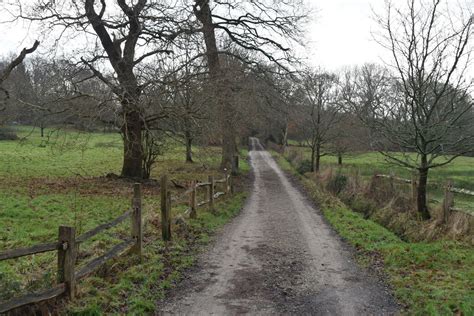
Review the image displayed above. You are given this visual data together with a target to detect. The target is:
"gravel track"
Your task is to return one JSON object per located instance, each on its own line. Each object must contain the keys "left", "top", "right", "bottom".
{"left": 159, "top": 138, "right": 398, "bottom": 315}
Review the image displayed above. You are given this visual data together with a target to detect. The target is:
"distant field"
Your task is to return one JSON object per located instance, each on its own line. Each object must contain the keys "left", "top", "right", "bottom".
{"left": 287, "top": 146, "right": 474, "bottom": 213}
{"left": 0, "top": 126, "right": 249, "bottom": 310}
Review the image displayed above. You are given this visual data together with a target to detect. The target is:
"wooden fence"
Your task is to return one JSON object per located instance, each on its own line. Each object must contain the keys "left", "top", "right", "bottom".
{"left": 0, "top": 172, "right": 234, "bottom": 314}
{"left": 374, "top": 173, "right": 474, "bottom": 221}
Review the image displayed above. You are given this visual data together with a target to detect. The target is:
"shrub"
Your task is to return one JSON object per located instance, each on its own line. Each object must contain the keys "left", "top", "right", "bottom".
{"left": 349, "top": 195, "right": 377, "bottom": 217}
{"left": 327, "top": 174, "right": 348, "bottom": 195}
{"left": 297, "top": 159, "right": 313, "bottom": 174}
{"left": 0, "top": 126, "right": 18, "bottom": 140}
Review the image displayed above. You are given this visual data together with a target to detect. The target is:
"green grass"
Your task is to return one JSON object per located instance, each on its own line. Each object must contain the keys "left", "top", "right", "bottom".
{"left": 67, "top": 193, "right": 248, "bottom": 315}
{"left": 287, "top": 146, "right": 474, "bottom": 213}
{"left": 273, "top": 151, "right": 474, "bottom": 315}
{"left": 0, "top": 126, "right": 250, "bottom": 314}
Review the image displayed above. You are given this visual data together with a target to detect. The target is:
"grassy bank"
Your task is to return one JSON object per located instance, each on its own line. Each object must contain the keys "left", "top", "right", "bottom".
{"left": 272, "top": 151, "right": 474, "bottom": 315}
{"left": 0, "top": 126, "right": 250, "bottom": 314}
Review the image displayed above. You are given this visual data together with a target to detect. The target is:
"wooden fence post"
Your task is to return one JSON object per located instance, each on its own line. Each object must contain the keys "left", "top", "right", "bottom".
{"left": 443, "top": 180, "right": 454, "bottom": 223}
{"left": 161, "top": 175, "right": 171, "bottom": 241}
{"left": 58, "top": 226, "right": 76, "bottom": 300}
{"left": 208, "top": 175, "right": 214, "bottom": 211}
{"left": 232, "top": 155, "right": 239, "bottom": 175}
{"left": 131, "top": 183, "right": 142, "bottom": 256}
{"left": 190, "top": 180, "right": 197, "bottom": 219}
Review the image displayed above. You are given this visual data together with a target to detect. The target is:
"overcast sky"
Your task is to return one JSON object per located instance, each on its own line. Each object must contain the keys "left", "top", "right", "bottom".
{"left": 0, "top": 0, "right": 389, "bottom": 67}
{"left": 305, "top": 0, "right": 387, "bottom": 70}
{"left": 0, "top": 0, "right": 472, "bottom": 78}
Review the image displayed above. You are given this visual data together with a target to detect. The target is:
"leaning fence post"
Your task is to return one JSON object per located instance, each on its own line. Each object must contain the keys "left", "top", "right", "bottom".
{"left": 208, "top": 175, "right": 215, "bottom": 211}
{"left": 161, "top": 175, "right": 171, "bottom": 241}
{"left": 232, "top": 155, "right": 239, "bottom": 175}
{"left": 443, "top": 180, "right": 454, "bottom": 223}
{"left": 131, "top": 183, "right": 142, "bottom": 256}
{"left": 58, "top": 226, "right": 76, "bottom": 300}
{"left": 190, "top": 180, "right": 197, "bottom": 219}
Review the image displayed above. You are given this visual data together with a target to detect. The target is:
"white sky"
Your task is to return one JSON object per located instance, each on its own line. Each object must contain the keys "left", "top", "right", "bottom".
{"left": 0, "top": 0, "right": 472, "bottom": 79}
{"left": 305, "top": 0, "right": 386, "bottom": 70}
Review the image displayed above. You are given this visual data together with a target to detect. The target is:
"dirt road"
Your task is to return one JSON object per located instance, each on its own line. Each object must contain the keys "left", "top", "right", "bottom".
{"left": 159, "top": 138, "right": 398, "bottom": 315}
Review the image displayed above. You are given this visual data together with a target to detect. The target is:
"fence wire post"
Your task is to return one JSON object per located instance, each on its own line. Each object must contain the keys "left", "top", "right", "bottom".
{"left": 58, "top": 226, "right": 76, "bottom": 300}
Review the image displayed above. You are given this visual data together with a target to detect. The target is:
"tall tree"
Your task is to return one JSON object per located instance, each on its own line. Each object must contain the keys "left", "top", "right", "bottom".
{"left": 191, "top": 0, "right": 306, "bottom": 168}
{"left": 354, "top": 0, "right": 474, "bottom": 219}
{"left": 15, "top": 0, "right": 183, "bottom": 178}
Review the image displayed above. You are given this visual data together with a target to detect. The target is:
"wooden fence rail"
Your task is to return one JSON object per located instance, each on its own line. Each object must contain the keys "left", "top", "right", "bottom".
{"left": 374, "top": 173, "right": 473, "bottom": 220}
{"left": 374, "top": 174, "right": 474, "bottom": 196}
{"left": 0, "top": 242, "right": 60, "bottom": 261}
{"left": 0, "top": 171, "right": 235, "bottom": 314}
{"left": 0, "top": 183, "right": 142, "bottom": 313}
{"left": 162, "top": 172, "right": 233, "bottom": 238}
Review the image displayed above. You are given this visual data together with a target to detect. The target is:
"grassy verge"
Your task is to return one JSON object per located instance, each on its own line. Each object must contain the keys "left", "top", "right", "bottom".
{"left": 0, "top": 126, "right": 250, "bottom": 314}
{"left": 284, "top": 146, "right": 474, "bottom": 213}
{"left": 272, "top": 151, "right": 474, "bottom": 315}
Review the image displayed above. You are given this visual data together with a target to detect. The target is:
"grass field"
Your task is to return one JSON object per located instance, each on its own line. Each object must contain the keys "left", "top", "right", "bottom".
{"left": 287, "top": 146, "right": 474, "bottom": 213}
{"left": 273, "top": 152, "right": 474, "bottom": 315}
{"left": 0, "top": 126, "right": 250, "bottom": 314}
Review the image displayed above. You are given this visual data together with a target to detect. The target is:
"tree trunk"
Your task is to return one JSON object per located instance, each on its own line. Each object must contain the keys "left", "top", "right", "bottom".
{"left": 310, "top": 147, "right": 315, "bottom": 172}
{"left": 337, "top": 152, "right": 342, "bottom": 165}
{"left": 194, "top": 0, "right": 236, "bottom": 169}
{"left": 185, "top": 130, "right": 193, "bottom": 163}
{"left": 315, "top": 143, "right": 321, "bottom": 172}
{"left": 121, "top": 110, "right": 143, "bottom": 178}
{"left": 221, "top": 122, "right": 235, "bottom": 168}
{"left": 417, "top": 166, "right": 430, "bottom": 220}
{"left": 281, "top": 123, "right": 289, "bottom": 152}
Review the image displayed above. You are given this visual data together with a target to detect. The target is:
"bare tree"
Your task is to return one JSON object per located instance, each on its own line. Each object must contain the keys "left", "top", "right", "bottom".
{"left": 14, "top": 0, "right": 187, "bottom": 178}
{"left": 298, "top": 69, "right": 343, "bottom": 172}
{"left": 0, "top": 41, "right": 39, "bottom": 111}
{"left": 328, "top": 113, "right": 370, "bottom": 165}
{"left": 356, "top": 0, "right": 474, "bottom": 219}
